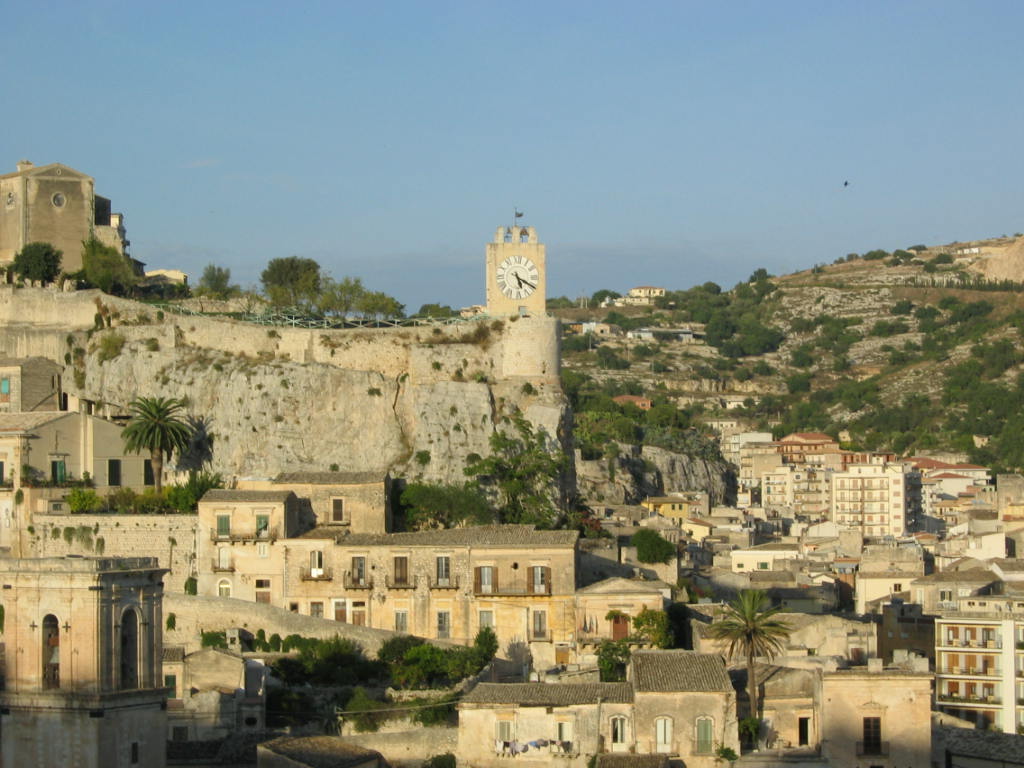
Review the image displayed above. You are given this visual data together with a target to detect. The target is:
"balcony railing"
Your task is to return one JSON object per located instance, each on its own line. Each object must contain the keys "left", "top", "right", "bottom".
{"left": 474, "top": 583, "right": 552, "bottom": 596}
{"left": 549, "top": 743, "right": 578, "bottom": 757}
{"left": 855, "top": 742, "right": 889, "bottom": 757}
{"left": 939, "top": 667, "right": 1002, "bottom": 677}
{"left": 529, "top": 630, "right": 552, "bottom": 643}
{"left": 937, "top": 694, "right": 1000, "bottom": 706}
{"left": 300, "top": 566, "right": 334, "bottom": 581}
{"left": 429, "top": 576, "right": 460, "bottom": 590}
{"left": 385, "top": 576, "right": 418, "bottom": 589}
{"left": 211, "top": 527, "right": 279, "bottom": 543}
{"left": 211, "top": 559, "right": 234, "bottom": 573}
{"left": 343, "top": 572, "right": 373, "bottom": 590}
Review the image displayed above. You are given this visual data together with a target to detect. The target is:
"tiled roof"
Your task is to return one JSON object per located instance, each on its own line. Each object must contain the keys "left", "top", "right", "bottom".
{"left": 274, "top": 471, "right": 385, "bottom": 485}
{"left": 745, "top": 542, "right": 801, "bottom": 551}
{"left": 911, "top": 569, "right": 995, "bottom": 584}
{"left": 461, "top": 682, "right": 633, "bottom": 706}
{"left": 200, "top": 489, "right": 296, "bottom": 503}
{"left": 300, "top": 524, "right": 579, "bottom": 548}
{"left": 576, "top": 577, "right": 669, "bottom": 595}
{"left": 260, "top": 737, "right": 382, "bottom": 768}
{"left": 0, "top": 411, "right": 69, "bottom": 433}
{"left": 163, "top": 646, "right": 185, "bottom": 663}
{"left": 939, "top": 726, "right": 1024, "bottom": 764}
{"left": 595, "top": 756, "right": 670, "bottom": 768}
{"left": 0, "top": 356, "right": 60, "bottom": 368}
{"left": 630, "top": 650, "right": 732, "bottom": 693}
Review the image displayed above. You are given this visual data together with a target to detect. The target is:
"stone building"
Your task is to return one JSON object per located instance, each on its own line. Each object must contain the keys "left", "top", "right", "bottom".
{"left": 0, "top": 160, "right": 130, "bottom": 274}
{"left": 0, "top": 356, "right": 62, "bottom": 413}
{"left": 0, "top": 555, "right": 168, "bottom": 767}
{"left": 457, "top": 650, "right": 738, "bottom": 768}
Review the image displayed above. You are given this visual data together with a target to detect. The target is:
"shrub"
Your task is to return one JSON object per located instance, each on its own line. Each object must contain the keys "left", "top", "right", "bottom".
{"left": 184, "top": 577, "right": 197, "bottom": 595}
{"left": 68, "top": 487, "right": 104, "bottom": 513}
{"left": 96, "top": 333, "right": 126, "bottom": 363}
{"left": 597, "top": 639, "right": 630, "bottom": 682}
{"left": 415, "top": 450, "right": 431, "bottom": 466}
{"left": 378, "top": 635, "right": 427, "bottom": 666}
{"left": 423, "top": 754, "right": 456, "bottom": 768}
{"left": 166, "top": 613, "right": 177, "bottom": 631}
{"left": 201, "top": 630, "right": 228, "bottom": 649}
{"left": 632, "top": 528, "right": 675, "bottom": 564}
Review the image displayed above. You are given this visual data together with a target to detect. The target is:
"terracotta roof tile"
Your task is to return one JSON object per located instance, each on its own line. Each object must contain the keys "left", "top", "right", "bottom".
{"left": 462, "top": 682, "right": 633, "bottom": 706}
{"left": 630, "top": 650, "right": 732, "bottom": 693}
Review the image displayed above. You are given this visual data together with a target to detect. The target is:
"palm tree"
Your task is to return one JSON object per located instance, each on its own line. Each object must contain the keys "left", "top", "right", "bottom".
{"left": 705, "top": 589, "right": 790, "bottom": 721}
{"left": 122, "top": 397, "right": 191, "bottom": 494}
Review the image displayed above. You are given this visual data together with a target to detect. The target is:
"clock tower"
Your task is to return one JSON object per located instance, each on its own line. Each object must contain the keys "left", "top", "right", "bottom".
{"left": 486, "top": 225, "right": 546, "bottom": 316}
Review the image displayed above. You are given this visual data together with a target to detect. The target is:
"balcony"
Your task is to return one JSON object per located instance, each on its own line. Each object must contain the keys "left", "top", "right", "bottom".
{"left": 529, "top": 630, "right": 552, "bottom": 643}
{"left": 937, "top": 694, "right": 1001, "bottom": 706}
{"left": 211, "top": 558, "right": 234, "bottom": 573}
{"left": 343, "top": 572, "right": 373, "bottom": 590}
{"left": 549, "top": 744, "right": 578, "bottom": 757}
{"left": 300, "top": 566, "right": 334, "bottom": 582}
{"left": 939, "top": 667, "right": 1002, "bottom": 677}
{"left": 429, "top": 576, "right": 460, "bottom": 590}
{"left": 210, "top": 527, "right": 279, "bottom": 543}
{"left": 385, "top": 576, "right": 418, "bottom": 589}
{"left": 473, "top": 583, "right": 552, "bottom": 596}
{"left": 855, "top": 742, "right": 889, "bottom": 757}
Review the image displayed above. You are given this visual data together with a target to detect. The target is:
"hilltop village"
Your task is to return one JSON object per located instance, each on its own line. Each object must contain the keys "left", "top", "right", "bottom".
{"left": 2, "top": 161, "right": 1024, "bottom": 768}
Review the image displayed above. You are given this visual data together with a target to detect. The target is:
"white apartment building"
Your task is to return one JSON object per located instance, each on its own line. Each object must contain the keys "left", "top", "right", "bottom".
{"left": 934, "top": 595, "right": 1024, "bottom": 734}
{"left": 762, "top": 465, "right": 831, "bottom": 517}
{"left": 830, "top": 462, "right": 917, "bottom": 538}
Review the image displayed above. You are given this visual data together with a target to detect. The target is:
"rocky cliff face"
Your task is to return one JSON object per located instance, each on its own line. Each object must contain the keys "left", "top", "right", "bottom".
{"left": 0, "top": 288, "right": 565, "bottom": 486}
{"left": 575, "top": 443, "right": 734, "bottom": 506}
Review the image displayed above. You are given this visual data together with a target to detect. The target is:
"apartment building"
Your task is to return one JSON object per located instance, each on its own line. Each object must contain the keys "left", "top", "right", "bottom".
{"left": 762, "top": 465, "right": 831, "bottom": 517}
{"left": 934, "top": 595, "right": 1024, "bottom": 733}
{"left": 831, "top": 461, "right": 917, "bottom": 538}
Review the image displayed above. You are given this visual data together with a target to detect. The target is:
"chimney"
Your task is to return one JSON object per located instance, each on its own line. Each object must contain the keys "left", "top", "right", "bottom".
{"left": 16, "top": 159, "right": 34, "bottom": 172}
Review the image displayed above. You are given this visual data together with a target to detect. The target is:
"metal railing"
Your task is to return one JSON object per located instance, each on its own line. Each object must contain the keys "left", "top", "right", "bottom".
{"left": 856, "top": 742, "right": 889, "bottom": 757}
{"left": 343, "top": 572, "right": 373, "bottom": 590}
{"left": 300, "top": 567, "right": 334, "bottom": 581}
{"left": 429, "top": 576, "right": 460, "bottom": 590}
{"left": 210, "top": 527, "right": 278, "bottom": 543}
{"left": 211, "top": 559, "right": 234, "bottom": 573}
{"left": 385, "top": 576, "right": 417, "bottom": 589}
{"left": 473, "top": 583, "right": 552, "bottom": 596}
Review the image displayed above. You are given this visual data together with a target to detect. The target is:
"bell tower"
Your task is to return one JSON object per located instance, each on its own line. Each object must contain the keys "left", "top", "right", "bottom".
{"left": 485, "top": 224, "right": 546, "bottom": 316}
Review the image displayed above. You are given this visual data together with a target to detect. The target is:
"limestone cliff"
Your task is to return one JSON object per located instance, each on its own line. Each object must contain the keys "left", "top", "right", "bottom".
{"left": 0, "top": 287, "right": 565, "bottom": 486}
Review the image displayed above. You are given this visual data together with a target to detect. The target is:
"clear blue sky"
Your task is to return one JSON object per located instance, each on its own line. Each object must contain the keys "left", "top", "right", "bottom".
{"left": 6, "top": 1, "right": 1023, "bottom": 311}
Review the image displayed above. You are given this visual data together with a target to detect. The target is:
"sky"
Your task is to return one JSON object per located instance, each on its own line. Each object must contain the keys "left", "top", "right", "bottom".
{"left": 4, "top": 1, "right": 1023, "bottom": 312}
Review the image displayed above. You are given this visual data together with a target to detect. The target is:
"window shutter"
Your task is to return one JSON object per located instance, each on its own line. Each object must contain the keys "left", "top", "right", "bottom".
{"left": 474, "top": 567, "right": 481, "bottom": 593}
{"left": 493, "top": 567, "right": 499, "bottom": 593}
{"left": 544, "top": 567, "right": 552, "bottom": 594}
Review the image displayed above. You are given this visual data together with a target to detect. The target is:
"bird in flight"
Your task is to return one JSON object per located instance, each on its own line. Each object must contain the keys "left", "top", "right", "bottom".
{"left": 843, "top": 180, "right": 850, "bottom": 187}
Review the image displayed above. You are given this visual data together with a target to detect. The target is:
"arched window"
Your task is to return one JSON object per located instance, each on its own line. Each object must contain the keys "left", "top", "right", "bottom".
{"left": 610, "top": 716, "right": 629, "bottom": 750}
{"left": 655, "top": 716, "right": 673, "bottom": 753}
{"left": 218, "top": 579, "right": 232, "bottom": 598}
{"left": 120, "top": 608, "right": 140, "bottom": 689}
{"left": 695, "top": 716, "right": 714, "bottom": 754}
{"left": 519, "top": 229, "right": 529, "bottom": 243}
{"left": 42, "top": 614, "right": 60, "bottom": 689}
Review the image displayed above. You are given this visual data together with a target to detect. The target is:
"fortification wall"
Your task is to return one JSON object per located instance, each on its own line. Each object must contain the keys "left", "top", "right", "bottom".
{"left": 29, "top": 513, "right": 199, "bottom": 593}
{"left": 341, "top": 727, "right": 458, "bottom": 768}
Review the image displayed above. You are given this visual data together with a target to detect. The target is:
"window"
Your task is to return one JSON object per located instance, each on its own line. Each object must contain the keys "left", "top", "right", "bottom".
{"left": 479, "top": 610, "right": 494, "bottom": 629}
{"left": 496, "top": 720, "right": 514, "bottom": 742}
{"left": 611, "top": 716, "right": 628, "bottom": 747}
{"left": 310, "top": 550, "right": 324, "bottom": 577}
{"left": 532, "top": 610, "right": 547, "bottom": 640}
{"left": 395, "top": 611, "right": 408, "bottom": 633}
{"left": 557, "top": 720, "right": 573, "bottom": 743}
{"left": 758, "top": 561, "right": 770, "bottom": 570}
{"left": 107, "top": 459, "right": 122, "bottom": 487}
{"left": 216, "top": 515, "right": 231, "bottom": 538}
{"left": 255, "top": 579, "right": 270, "bottom": 603}
{"left": 892, "top": 583, "right": 902, "bottom": 593}
{"left": 531, "top": 566, "right": 547, "bottom": 594}
{"left": 256, "top": 514, "right": 270, "bottom": 537}
{"left": 655, "top": 717, "right": 673, "bottom": 753}
{"left": 477, "top": 565, "right": 495, "bottom": 593}
{"left": 0, "top": 377, "right": 9, "bottom": 399}
{"left": 0, "top": 461, "right": 4, "bottom": 485}
{"left": 437, "top": 611, "right": 451, "bottom": 639}
{"left": 257, "top": 542, "right": 269, "bottom": 558}
{"left": 50, "top": 459, "right": 66, "bottom": 484}
{"left": 42, "top": 614, "right": 60, "bottom": 689}
{"left": 217, "top": 579, "right": 232, "bottom": 597}
{"left": 164, "top": 674, "right": 178, "bottom": 697}
{"left": 351, "top": 556, "right": 366, "bottom": 585}
{"left": 217, "top": 547, "right": 231, "bottom": 570}
{"left": 695, "top": 717, "right": 714, "bottom": 754}
{"left": 351, "top": 601, "right": 367, "bottom": 626}
{"left": 120, "top": 609, "right": 140, "bottom": 689}
{"left": 436, "top": 556, "right": 451, "bottom": 586}
{"left": 310, "top": 602, "right": 324, "bottom": 618}
{"left": 862, "top": 717, "right": 882, "bottom": 754}
{"left": 131, "top": 742, "right": 139, "bottom": 764}
{"left": 331, "top": 498, "right": 346, "bottom": 524}
{"left": 393, "top": 556, "right": 409, "bottom": 585}
{"left": 143, "top": 459, "right": 154, "bottom": 487}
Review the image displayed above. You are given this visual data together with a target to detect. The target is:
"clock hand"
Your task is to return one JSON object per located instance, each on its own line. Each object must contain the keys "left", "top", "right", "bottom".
{"left": 515, "top": 273, "right": 524, "bottom": 288}
{"left": 520, "top": 278, "right": 536, "bottom": 290}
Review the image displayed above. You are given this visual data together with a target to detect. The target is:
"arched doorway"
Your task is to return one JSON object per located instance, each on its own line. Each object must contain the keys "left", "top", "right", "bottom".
{"left": 42, "top": 614, "right": 60, "bottom": 689}
{"left": 120, "top": 608, "right": 139, "bottom": 689}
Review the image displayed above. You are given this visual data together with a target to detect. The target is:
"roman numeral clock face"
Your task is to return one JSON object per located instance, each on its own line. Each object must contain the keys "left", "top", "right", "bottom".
{"left": 496, "top": 255, "right": 539, "bottom": 300}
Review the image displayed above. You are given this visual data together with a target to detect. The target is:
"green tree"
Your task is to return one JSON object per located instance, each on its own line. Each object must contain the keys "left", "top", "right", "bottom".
{"left": 631, "top": 607, "right": 671, "bottom": 647}
{"left": 591, "top": 289, "right": 621, "bottom": 305}
{"left": 356, "top": 290, "right": 405, "bottom": 319}
{"left": 196, "top": 264, "right": 237, "bottom": 298}
{"left": 317, "top": 276, "right": 365, "bottom": 316}
{"left": 464, "top": 416, "right": 567, "bottom": 527}
{"left": 596, "top": 639, "right": 630, "bottom": 682}
{"left": 631, "top": 528, "right": 676, "bottom": 564}
{"left": 12, "top": 242, "right": 62, "bottom": 283}
{"left": 399, "top": 482, "right": 492, "bottom": 529}
{"left": 82, "top": 237, "right": 137, "bottom": 295}
{"left": 705, "top": 590, "right": 790, "bottom": 718}
{"left": 261, "top": 256, "right": 321, "bottom": 307}
{"left": 417, "top": 303, "right": 456, "bottom": 318}
{"left": 121, "top": 397, "right": 192, "bottom": 494}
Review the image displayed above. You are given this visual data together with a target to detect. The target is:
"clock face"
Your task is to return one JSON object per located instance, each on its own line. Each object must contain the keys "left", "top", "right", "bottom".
{"left": 497, "top": 255, "right": 539, "bottom": 299}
